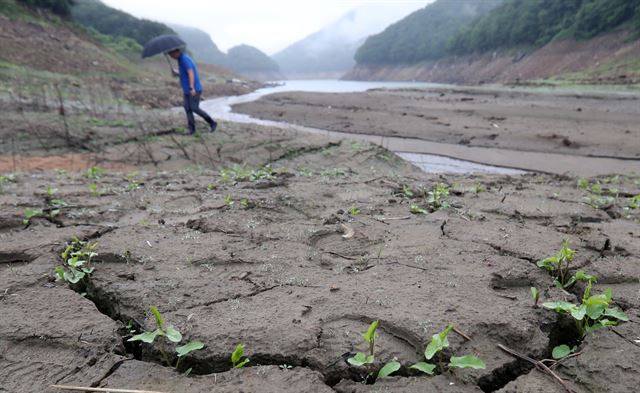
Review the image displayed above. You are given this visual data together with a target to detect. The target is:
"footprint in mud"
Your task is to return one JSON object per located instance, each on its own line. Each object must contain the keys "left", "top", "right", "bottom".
{"left": 307, "top": 229, "right": 378, "bottom": 271}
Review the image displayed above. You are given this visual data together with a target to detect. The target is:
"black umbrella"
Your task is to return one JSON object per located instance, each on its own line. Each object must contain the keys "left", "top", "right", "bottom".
{"left": 141, "top": 35, "right": 186, "bottom": 58}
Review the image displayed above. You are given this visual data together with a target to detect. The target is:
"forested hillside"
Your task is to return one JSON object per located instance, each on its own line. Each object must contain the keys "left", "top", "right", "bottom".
{"left": 355, "top": 0, "right": 502, "bottom": 65}
{"left": 71, "top": 0, "right": 175, "bottom": 46}
{"left": 16, "top": 0, "right": 73, "bottom": 16}
{"left": 449, "top": 0, "right": 640, "bottom": 54}
{"left": 356, "top": 0, "right": 640, "bottom": 66}
{"left": 168, "top": 23, "right": 227, "bottom": 65}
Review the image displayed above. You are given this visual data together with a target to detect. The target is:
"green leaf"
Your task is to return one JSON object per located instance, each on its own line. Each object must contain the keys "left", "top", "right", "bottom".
{"left": 425, "top": 324, "right": 453, "bottom": 360}
{"left": 449, "top": 355, "right": 486, "bottom": 369}
{"left": 54, "top": 266, "right": 65, "bottom": 281}
{"left": 65, "top": 270, "right": 84, "bottom": 284}
{"left": 377, "top": 361, "right": 401, "bottom": 378}
{"left": 410, "top": 204, "right": 428, "bottom": 215}
{"left": 82, "top": 267, "right": 95, "bottom": 274}
{"left": 176, "top": 341, "right": 205, "bottom": 357}
{"left": 128, "top": 329, "right": 161, "bottom": 343}
{"left": 570, "top": 305, "right": 587, "bottom": 321}
{"left": 363, "top": 320, "right": 379, "bottom": 345}
{"left": 575, "top": 271, "right": 596, "bottom": 283}
{"left": 232, "top": 343, "right": 247, "bottom": 368}
{"left": 410, "top": 362, "right": 436, "bottom": 375}
{"left": 552, "top": 345, "right": 575, "bottom": 360}
{"left": 348, "top": 352, "right": 374, "bottom": 366}
{"left": 165, "top": 325, "right": 182, "bottom": 343}
{"left": 542, "top": 301, "right": 576, "bottom": 313}
{"left": 149, "top": 305, "right": 164, "bottom": 329}
{"left": 530, "top": 287, "right": 539, "bottom": 301}
{"left": 234, "top": 358, "right": 249, "bottom": 368}
{"left": 604, "top": 307, "right": 629, "bottom": 321}
{"left": 585, "top": 303, "right": 605, "bottom": 320}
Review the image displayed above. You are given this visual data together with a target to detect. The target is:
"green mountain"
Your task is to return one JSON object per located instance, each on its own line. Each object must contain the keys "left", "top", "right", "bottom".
{"left": 225, "top": 44, "right": 279, "bottom": 73}
{"left": 449, "top": 0, "right": 640, "bottom": 54}
{"left": 355, "top": 0, "right": 502, "bottom": 65}
{"left": 71, "top": 0, "right": 175, "bottom": 46}
{"left": 168, "top": 23, "right": 226, "bottom": 66}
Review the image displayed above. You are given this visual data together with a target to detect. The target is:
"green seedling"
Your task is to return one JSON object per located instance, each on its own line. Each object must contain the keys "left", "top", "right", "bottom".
{"left": 23, "top": 208, "right": 44, "bottom": 225}
{"left": 126, "top": 172, "right": 140, "bottom": 192}
{"left": 0, "top": 173, "right": 16, "bottom": 193}
{"left": 577, "top": 178, "right": 589, "bottom": 190}
{"left": 537, "top": 240, "right": 576, "bottom": 288}
{"left": 128, "top": 305, "right": 204, "bottom": 369}
{"left": 629, "top": 195, "right": 640, "bottom": 209}
{"left": 231, "top": 343, "right": 250, "bottom": 368}
{"left": 410, "top": 204, "right": 428, "bottom": 215}
{"left": 220, "top": 164, "right": 276, "bottom": 184}
{"left": 240, "top": 198, "right": 249, "bottom": 209}
{"left": 426, "top": 183, "right": 450, "bottom": 210}
{"left": 55, "top": 238, "right": 98, "bottom": 284}
{"left": 88, "top": 183, "right": 101, "bottom": 197}
{"left": 543, "top": 274, "right": 629, "bottom": 338}
{"left": 349, "top": 206, "right": 361, "bottom": 216}
{"left": 224, "top": 195, "right": 234, "bottom": 206}
{"left": 206, "top": 183, "right": 216, "bottom": 191}
{"left": 348, "top": 320, "right": 378, "bottom": 367}
{"left": 402, "top": 185, "right": 414, "bottom": 198}
{"left": 85, "top": 166, "right": 105, "bottom": 179}
{"left": 531, "top": 287, "right": 540, "bottom": 307}
{"left": 552, "top": 344, "right": 577, "bottom": 360}
{"left": 411, "top": 324, "right": 485, "bottom": 374}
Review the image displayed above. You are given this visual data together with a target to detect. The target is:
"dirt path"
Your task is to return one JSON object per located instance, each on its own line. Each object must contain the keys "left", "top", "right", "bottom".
{"left": 233, "top": 87, "right": 640, "bottom": 176}
{"left": 1, "top": 119, "right": 639, "bottom": 392}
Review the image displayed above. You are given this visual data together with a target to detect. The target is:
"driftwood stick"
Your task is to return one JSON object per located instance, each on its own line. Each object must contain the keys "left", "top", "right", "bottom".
{"left": 452, "top": 326, "right": 472, "bottom": 341}
{"left": 52, "top": 385, "right": 168, "bottom": 393}
{"left": 497, "top": 344, "right": 577, "bottom": 393}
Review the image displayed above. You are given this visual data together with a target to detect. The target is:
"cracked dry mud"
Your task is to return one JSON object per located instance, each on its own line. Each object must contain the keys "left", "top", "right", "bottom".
{"left": 1, "top": 123, "right": 639, "bottom": 393}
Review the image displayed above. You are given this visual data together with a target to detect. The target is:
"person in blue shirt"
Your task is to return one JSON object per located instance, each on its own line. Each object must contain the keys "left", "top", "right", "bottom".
{"left": 168, "top": 48, "right": 217, "bottom": 135}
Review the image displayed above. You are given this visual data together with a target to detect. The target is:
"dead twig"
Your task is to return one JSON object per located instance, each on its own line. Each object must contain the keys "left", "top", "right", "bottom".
{"left": 452, "top": 326, "right": 472, "bottom": 341}
{"left": 374, "top": 216, "right": 412, "bottom": 222}
{"left": 51, "top": 385, "right": 168, "bottom": 393}
{"left": 498, "top": 344, "right": 578, "bottom": 393}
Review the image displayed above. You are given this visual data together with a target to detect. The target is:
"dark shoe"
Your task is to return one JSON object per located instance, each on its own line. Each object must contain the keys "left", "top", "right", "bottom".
{"left": 187, "top": 129, "right": 196, "bottom": 136}
{"left": 210, "top": 121, "right": 218, "bottom": 133}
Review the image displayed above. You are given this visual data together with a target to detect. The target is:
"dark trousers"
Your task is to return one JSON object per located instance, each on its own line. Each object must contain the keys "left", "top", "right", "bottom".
{"left": 183, "top": 92, "right": 215, "bottom": 133}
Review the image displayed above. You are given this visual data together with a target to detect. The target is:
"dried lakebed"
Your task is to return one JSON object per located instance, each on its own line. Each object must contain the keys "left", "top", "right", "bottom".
{"left": 1, "top": 123, "right": 639, "bottom": 393}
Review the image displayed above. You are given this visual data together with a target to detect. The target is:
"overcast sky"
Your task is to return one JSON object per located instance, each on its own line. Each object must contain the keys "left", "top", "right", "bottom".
{"left": 101, "top": 1, "right": 432, "bottom": 55}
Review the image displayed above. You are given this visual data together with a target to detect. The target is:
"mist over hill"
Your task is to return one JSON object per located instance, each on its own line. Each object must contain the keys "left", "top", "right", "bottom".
{"left": 274, "top": 4, "right": 424, "bottom": 79}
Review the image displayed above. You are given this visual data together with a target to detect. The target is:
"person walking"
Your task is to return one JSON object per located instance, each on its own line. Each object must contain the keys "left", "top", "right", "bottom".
{"left": 168, "top": 48, "right": 217, "bottom": 135}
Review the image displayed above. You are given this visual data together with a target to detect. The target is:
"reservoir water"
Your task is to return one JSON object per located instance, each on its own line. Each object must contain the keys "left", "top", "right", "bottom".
{"left": 201, "top": 80, "right": 525, "bottom": 175}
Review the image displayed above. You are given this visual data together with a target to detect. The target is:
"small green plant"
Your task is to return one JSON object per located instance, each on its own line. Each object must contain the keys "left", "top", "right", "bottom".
{"left": 85, "top": 166, "right": 105, "bottom": 180}
{"left": 348, "top": 320, "right": 378, "bottom": 367}
{"left": 410, "top": 324, "right": 485, "bottom": 374}
{"left": 240, "top": 198, "right": 249, "bottom": 209}
{"left": 126, "top": 172, "right": 140, "bottom": 192}
{"left": 206, "top": 183, "right": 216, "bottom": 191}
{"left": 377, "top": 361, "right": 401, "bottom": 379}
{"left": 531, "top": 287, "right": 540, "bottom": 307}
{"left": 23, "top": 208, "right": 45, "bottom": 225}
{"left": 45, "top": 186, "right": 67, "bottom": 208}
{"left": 128, "top": 305, "right": 204, "bottom": 369}
{"left": 401, "top": 185, "right": 414, "bottom": 198}
{"left": 231, "top": 343, "right": 250, "bottom": 368}
{"left": 543, "top": 275, "right": 629, "bottom": 338}
{"left": 224, "top": 195, "right": 234, "bottom": 206}
{"left": 629, "top": 194, "right": 640, "bottom": 209}
{"left": 410, "top": 204, "right": 428, "bottom": 215}
{"left": 0, "top": 173, "right": 16, "bottom": 193}
{"left": 577, "top": 178, "right": 589, "bottom": 190}
{"left": 537, "top": 240, "right": 576, "bottom": 288}
{"left": 426, "top": 184, "right": 450, "bottom": 210}
{"left": 87, "top": 183, "right": 101, "bottom": 197}
{"left": 349, "top": 206, "right": 361, "bottom": 216}
{"left": 220, "top": 164, "right": 276, "bottom": 184}
{"left": 54, "top": 238, "right": 98, "bottom": 284}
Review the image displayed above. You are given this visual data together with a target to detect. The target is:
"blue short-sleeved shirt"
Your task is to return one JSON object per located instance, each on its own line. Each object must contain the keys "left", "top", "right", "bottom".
{"left": 178, "top": 53, "right": 202, "bottom": 94}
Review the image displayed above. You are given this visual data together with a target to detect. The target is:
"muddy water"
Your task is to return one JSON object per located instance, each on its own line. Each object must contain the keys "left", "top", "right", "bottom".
{"left": 200, "top": 80, "right": 526, "bottom": 175}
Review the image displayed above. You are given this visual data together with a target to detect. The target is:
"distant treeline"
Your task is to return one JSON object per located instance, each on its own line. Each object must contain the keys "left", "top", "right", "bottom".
{"left": 71, "top": 0, "right": 174, "bottom": 46}
{"left": 17, "top": 0, "right": 74, "bottom": 16}
{"left": 356, "top": 0, "right": 640, "bottom": 65}
{"left": 449, "top": 0, "right": 640, "bottom": 54}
